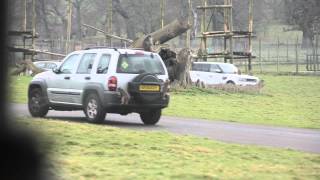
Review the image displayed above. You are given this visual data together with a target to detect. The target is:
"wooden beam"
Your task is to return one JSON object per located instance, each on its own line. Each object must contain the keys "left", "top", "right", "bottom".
{"left": 8, "top": 47, "right": 66, "bottom": 57}
{"left": 82, "top": 23, "right": 133, "bottom": 43}
{"left": 197, "top": 5, "right": 232, "bottom": 9}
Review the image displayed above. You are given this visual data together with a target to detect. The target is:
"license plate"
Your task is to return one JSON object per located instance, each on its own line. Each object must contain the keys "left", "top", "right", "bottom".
{"left": 139, "top": 85, "right": 160, "bottom": 92}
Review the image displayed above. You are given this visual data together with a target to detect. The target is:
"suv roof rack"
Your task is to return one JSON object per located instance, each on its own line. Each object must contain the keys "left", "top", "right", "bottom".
{"left": 84, "top": 46, "right": 120, "bottom": 51}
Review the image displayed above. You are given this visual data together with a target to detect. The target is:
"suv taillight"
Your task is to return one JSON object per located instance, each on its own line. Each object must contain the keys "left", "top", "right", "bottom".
{"left": 108, "top": 76, "right": 117, "bottom": 91}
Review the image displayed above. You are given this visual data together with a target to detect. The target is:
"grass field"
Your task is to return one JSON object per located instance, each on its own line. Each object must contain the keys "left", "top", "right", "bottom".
{"left": 10, "top": 74, "right": 320, "bottom": 129}
{"left": 164, "top": 75, "right": 320, "bottom": 129}
{"left": 16, "top": 118, "right": 320, "bottom": 179}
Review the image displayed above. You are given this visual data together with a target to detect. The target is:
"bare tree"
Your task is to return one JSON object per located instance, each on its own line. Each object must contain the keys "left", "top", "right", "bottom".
{"left": 284, "top": 0, "right": 320, "bottom": 47}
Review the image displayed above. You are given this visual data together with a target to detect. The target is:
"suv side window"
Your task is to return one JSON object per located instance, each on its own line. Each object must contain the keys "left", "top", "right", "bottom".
{"left": 210, "top": 64, "right": 221, "bottom": 73}
{"left": 77, "top": 53, "right": 96, "bottom": 74}
{"left": 97, "top": 54, "right": 111, "bottom": 74}
{"left": 60, "top": 54, "right": 79, "bottom": 74}
{"left": 200, "top": 64, "right": 210, "bottom": 72}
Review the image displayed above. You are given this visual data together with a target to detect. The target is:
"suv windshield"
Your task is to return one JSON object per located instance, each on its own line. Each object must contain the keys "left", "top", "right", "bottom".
{"left": 218, "top": 64, "right": 238, "bottom": 74}
{"left": 117, "top": 54, "right": 165, "bottom": 75}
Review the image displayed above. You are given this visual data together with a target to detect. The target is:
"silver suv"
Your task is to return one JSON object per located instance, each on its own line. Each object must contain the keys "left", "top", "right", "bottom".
{"left": 28, "top": 48, "right": 170, "bottom": 125}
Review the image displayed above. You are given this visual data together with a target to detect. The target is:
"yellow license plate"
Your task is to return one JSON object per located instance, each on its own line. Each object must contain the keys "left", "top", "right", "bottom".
{"left": 139, "top": 85, "right": 160, "bottom": 92}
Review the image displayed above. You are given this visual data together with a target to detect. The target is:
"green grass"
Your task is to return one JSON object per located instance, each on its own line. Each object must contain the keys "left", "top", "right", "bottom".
{"left": 10, "top": 76, "right": 31, "bottom": 103}
{"left": 10, "top": 75, "right": 320, "bottom": 129}
{"left": 16, "top": 118, "right": 320, "bottom": 179}
{"left": 164, "top": 75, "right": 320, "bottom": 129}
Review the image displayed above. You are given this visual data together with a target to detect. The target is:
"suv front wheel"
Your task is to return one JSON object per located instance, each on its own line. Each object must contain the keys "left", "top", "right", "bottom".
{"left": 28, "top": 88, "right": 49, "bottom": 117}
{"left": 84, "top": 93, "right": 106, "bottom": 123}
{"left": 140, "top": 109, "right": 161, "bottom": 125}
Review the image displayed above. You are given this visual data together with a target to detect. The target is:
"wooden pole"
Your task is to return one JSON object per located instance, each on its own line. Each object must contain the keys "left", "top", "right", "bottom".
{"left": 312, "top": 37, "right": 316, "bottom": 72}
{"left": 286, "top": 39, "right": 289, "bottom": 62}
{"left": 32, "top": 0, "right": 36, "bottom": 61}
{"left": 66, "top": 0, "right": 72, "bottom": 53}
{"left": 316, "top": 35, "right": 319, "bottom": 71}
{"left": 160, "top": 0, "right": 165, "bottom": 29}
{"left": 23, "top": 0, "right": 27, "bottom": 31}
{"left": 259, "top": 38, "right": 262, "bottom": 73}
{"left": 277, "top": 36, "right": 280, "bottom": 73}
{"left": 248, "top": 0, "right": 253, "bottom": 72}
{"left": 108, "top": 0, "right": 113, "bottom": 46}
{"left": 295, "top": 36, "right": 299, "bottom": 74}
{"left": 229, "top": 0, "right": 233, "bottom": 64}
{"left": 200, "top": 0, "right": 207, "bottom": 61}
{"left": 186, "top": 0, "right": 192, "bottom": 48}
{"left": 223, "top": 0, "right": 228, "bottom": 63}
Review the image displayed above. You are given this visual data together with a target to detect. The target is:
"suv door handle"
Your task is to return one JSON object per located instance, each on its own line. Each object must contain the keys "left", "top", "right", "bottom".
{"left": 85, "top": 77, "right": 91, "bottom": 80}
{"left": 64, "top": 76, "right": 70, "bottom": 80}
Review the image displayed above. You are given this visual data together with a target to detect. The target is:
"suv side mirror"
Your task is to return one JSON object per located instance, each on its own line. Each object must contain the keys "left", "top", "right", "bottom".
{"left": 52, "top": 67, "right": 60, "bottom": 74}
{"left": 215, "top": 69, "right": 222, "bottom": 73}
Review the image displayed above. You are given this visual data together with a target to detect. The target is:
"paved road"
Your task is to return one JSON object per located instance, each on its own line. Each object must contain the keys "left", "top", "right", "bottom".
{"left": 12, "top": 104, "right": 320, "bottom": 154}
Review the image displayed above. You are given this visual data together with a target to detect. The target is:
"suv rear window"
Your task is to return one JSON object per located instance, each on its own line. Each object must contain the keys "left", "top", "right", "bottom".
{"left": 117, "top": 54, "right": 165, "bottom": 75}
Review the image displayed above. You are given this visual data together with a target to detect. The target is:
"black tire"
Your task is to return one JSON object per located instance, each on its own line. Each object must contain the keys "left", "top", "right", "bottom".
{"left": 226, "top": 81, "right": 235, "bottom": 85}
{"left": 84, "top": 93, "right": 106, "bottom": 123}
{"left": 28, "top": 88, "right": 49, "bottom": 117}
{"left": 140, "top": 109, "right": 161, "bottom": 125}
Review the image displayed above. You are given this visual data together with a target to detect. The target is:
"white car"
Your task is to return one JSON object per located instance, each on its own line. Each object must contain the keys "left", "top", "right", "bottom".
{"left": 28, "top": 48, "right": 170, "bottom": 125}
{"left": 190, "top": 62, "right": 260, "bottom": 86}
{"left": 34, "top": 61, "right": 61, "bottom": 71}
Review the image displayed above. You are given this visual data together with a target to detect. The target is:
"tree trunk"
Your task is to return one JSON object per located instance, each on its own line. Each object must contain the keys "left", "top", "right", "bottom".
{"left": 176, "top": 48, "right": 192, "bottom": 87}
{"left": 131, "top": 18, "right": 191, "bottom": 50}
{"left": 39, "top": 0, "right": 50, "bottom": 38}
{"left": 75, "top": 1, "right": 82, "bottom": 41}
{"left": 302, "top": 27, "right": 314, "bottom": 48}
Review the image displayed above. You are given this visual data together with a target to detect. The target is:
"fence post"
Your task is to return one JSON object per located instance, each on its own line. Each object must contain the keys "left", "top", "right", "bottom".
{"left": 259, "top": 38, "right": 262, "bottom": 73}
{"left": 316, "top": 34, "right": 319, "bottom": 71}
{"left": 286, "top": 39, "right": 289, "bottom": 62}
{"left": 277, "top": 36, "right": 280, "bottom": 73}
{"left": 267, "top": 46, "right": 270, "bottom": 62}
{"left": 313, "top": 38, "right": 316, "bottom": 72}
{"left": 295, "top": 36, "right": 299, "bottom": 74}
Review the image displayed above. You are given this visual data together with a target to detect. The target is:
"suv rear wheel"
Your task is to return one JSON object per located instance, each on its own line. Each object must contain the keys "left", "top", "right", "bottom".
{"left": 140, "top": 109, "right": 161, "bottom": 125}
{"left": 28, "top": 88, "right": 49, "bottom": 117}
{"left": 84, "top": 93, "right": 106, "bottom": 123}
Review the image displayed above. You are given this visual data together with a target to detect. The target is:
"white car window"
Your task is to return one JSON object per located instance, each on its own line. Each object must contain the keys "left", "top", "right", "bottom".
{"left": 77, "top": 53, "right": 96, "bottom": 74}
{"left": 35, "top": 62, "right": 45, "bottom": 68}
{"left": 97, "top": 54, "right": 111, "bottom": 74}
{"left": 210, "top": 64, "right": 221, "bottom": 73}
{"left": 218, "top": 64, "right": 238, "bottom": 74}
{"left": 192, "top": 63, "right": 210, "bottom": 72}
{"left": 47, "top": 63, "right": 58, "bottom": 69}
{"left": 60, "top": 54, "right": 79, "bottom": 74}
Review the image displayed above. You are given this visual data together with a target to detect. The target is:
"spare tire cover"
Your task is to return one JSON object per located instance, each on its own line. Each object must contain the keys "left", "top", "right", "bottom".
{"left": 128, "top": 73, "right": 163, "bottom": 103}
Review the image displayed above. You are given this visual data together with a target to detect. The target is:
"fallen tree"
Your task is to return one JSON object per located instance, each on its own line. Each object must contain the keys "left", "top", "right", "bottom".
{"left": 131, "top": 18, "right": 193, "bottom": 86}
{"left": 131, "top": 18, "right": 191, "bottom": 51}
